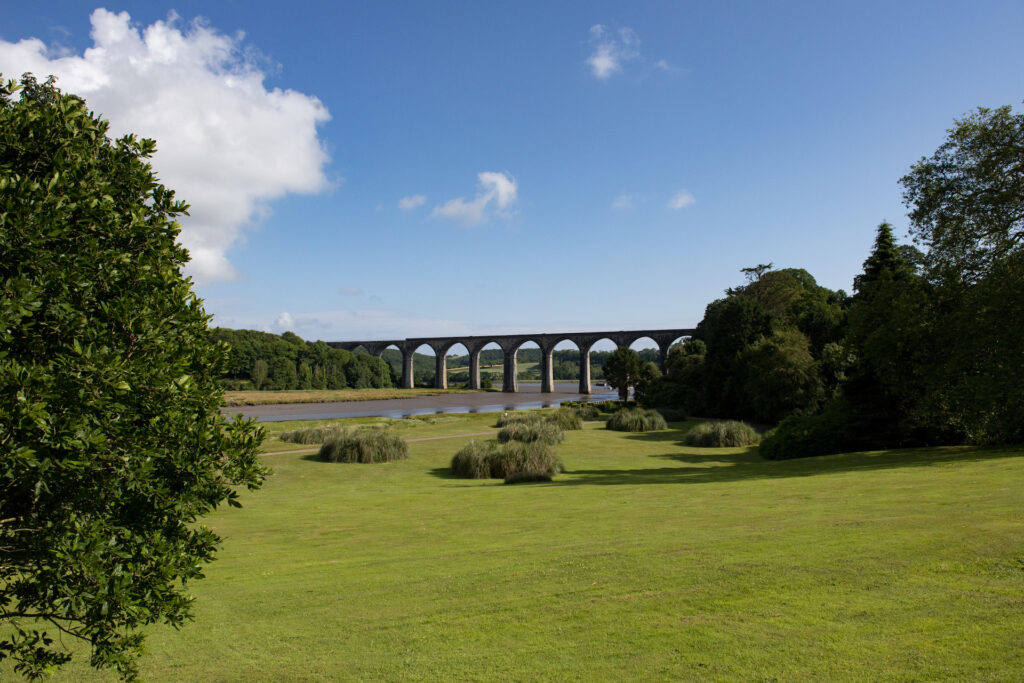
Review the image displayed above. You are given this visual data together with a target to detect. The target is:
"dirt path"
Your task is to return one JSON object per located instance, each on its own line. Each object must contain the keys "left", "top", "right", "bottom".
{"left": 259, "top": 430, "right": 496, "bottom": 457}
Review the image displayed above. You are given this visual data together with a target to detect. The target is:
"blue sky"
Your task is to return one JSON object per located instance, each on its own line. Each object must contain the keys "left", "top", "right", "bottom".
{"left": 3, "top": 2, "right": 1023, "bottom": 349}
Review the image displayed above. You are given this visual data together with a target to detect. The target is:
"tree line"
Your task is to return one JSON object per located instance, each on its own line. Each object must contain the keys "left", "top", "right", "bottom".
{"left": 634, "top": 104, "right": 1024, "bottom": 456}
{"left": 213, "top": 328, "right": 395, "bottom": 390}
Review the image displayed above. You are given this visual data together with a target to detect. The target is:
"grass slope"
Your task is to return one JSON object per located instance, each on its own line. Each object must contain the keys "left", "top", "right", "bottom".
{"left": 50, "top": 418, "right": 1024, "bottom": 681}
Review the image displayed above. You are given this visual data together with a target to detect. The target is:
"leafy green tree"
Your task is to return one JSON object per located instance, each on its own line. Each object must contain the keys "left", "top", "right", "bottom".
{"left": 0, "top": 75, "right": 268, "bottom": 678}
{"left": 901, "top": 104, "right": 1024, "bottom": 283}
{"left": 696, "top": 295, "right": 774, "bottom": 415}
{"left": 900, "top": 104, "right": 1024, "bottom": 442}
{"left": 251, "top": 358, "right": 268, "bottom": 389}
{"left": 603, "top": 347, "right": 641, "bottom": 401}
{"left": 298, "top": 361, "right": 313, "bottom": 389}
{"left": 631, "top": 360, "right": 662, "bottom": 405}
{"left": 843, "top": 223, "right": 941, "bottom": 446}
{"left": 740, "top": 329, "right": 824, "bottom": 424}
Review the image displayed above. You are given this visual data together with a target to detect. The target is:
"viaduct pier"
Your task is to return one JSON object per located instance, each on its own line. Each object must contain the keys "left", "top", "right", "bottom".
{"left": 328, "top": 328, "right": 696, "bottom": 394}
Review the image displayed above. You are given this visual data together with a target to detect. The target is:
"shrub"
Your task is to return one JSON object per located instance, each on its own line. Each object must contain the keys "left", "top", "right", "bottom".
{"left": 280, "top": 426, "right": 344, "bottom": 444}
{"left": 318, "top": 429, "right": 408, "bottom": 463}
{"left": 547, "top": 407, "right": 583, "bottom": 430}
{"left": 653, "top": 407, "right": 688, "bottom": 422}
{"left": 606, "top": 408, "right": 668, "bottom": 432}
{"left": 572, "top": 403, "right": 601, "bottom": 420}
{"left": 498, "top": 421, "right": 565, "bottom": 445}
{"left": 759, "top": 408, "right": 853, "bottom": 460}
{"left": 450, "top": 440, "right": 497, "bottom": 479}
{"left": 683, "top": 421, "right": 760, "bottom": 447}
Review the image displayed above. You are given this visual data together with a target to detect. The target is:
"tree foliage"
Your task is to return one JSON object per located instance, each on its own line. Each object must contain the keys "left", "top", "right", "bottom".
{"left": 213, "top": 328, "right": 394, "bottom": 390}
{"left": 602, "top": 347, "right": 646, "bottom": 401}
{"left": 0, "top": 75, "right": 268, "bottom": 678}
{"left": 899, "top": 103, "right": 1024, "bottom": 443}
{"left": 901, "top": 104, "right": 1024, "bottom": 283}
{"left": 647, "top": 266, "right": 844, "bottom": 422}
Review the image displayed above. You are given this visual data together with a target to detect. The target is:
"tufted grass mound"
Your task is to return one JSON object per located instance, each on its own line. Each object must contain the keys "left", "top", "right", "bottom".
{"left": 450, "top": 440, "right": 563, "bottom": 482}
{"left": 684, "top": 420, "right": 761, "bottom": 447}
{"left": 547, "top": 407, "right": 584, "bottom": 430}
{"left": 450, "top": 440, "right": 497, "bottom": 479}
{"left": 489, "top": 441, "right": 564, "bottom": 483}
{"left": 564, "top": 401, "right": 600, "bottom": 420}
{"left": 606, "top": 407, "right": 668, "bottom": 432}
{"left": 498, "top": 421, "right": 565, "bottom": 446}
{"left": 280, "top": 426, "right": 345, "bottom": 444}
{"left": 318, "top": 429, "right": 408, "bottom": 463}
{"left": 495, "top": 411, "right": 543, "bottom": 428}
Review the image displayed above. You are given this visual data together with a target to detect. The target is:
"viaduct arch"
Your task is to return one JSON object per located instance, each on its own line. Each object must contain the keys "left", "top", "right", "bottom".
{"left": 328, "top": 328, "right": 696, "bottom": 394}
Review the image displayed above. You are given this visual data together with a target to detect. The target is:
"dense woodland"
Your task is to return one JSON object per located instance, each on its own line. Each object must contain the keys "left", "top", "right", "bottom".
{"left": 213, "top": 329, "right": 395, "bottom": 390}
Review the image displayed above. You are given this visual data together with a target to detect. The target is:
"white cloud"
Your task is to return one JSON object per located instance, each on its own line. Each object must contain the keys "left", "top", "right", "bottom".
{"left": 0, "top": 9, "right": 331, "bottom": 283}
{"left": 275, "top": 311, "right": 295, "bottom": 330}
{"left": 668, "top": 190, "right": 696, "bottom": 210}
{"left": 611, "top": 193, "right": 635, "bottom": 210}
{"left": 586, "top": 24, "right": 640, "bottom": 79}
{"left": 654, "top": 59, "right": 678, "bottom": 73}
{"left": 398, "top": 194, "right": 427, "bottom": 211}
{"left": 432, "top": 171, "right": 518, "bottom": 226}
{"left": 338, "top": 286, "right": 363, "bottom": 296}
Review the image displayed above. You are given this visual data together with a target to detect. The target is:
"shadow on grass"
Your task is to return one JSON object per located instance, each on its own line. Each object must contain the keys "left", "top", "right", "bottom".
{"left": 556, "top": 445, "right": 1023, "bottom": 487}
{"left": 428, "top": 466, "right": 458, "bottom": 480}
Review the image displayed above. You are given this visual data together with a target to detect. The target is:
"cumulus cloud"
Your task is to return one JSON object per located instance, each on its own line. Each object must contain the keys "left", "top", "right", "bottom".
{"left": 432, "top": 171, "right": 518, "bottom": 226}
{"left": 0, "top": 9, "right": 331, "bottom": 283}
{"left": 668, "top": 190, "right": 696, "bottom": 210}
{"left": 398, "top": 194, "right": 427, "bottom": 211}
{"left": 586, "top": 24, "right": 640, "bottom": 79}
{"left": 275, "top": 311, "right": 296, "bottom": 330}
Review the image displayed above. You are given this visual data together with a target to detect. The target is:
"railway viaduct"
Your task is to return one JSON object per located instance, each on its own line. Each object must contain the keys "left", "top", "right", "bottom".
{"left": 328, "top": 328, "right": 696, "bottom": 394}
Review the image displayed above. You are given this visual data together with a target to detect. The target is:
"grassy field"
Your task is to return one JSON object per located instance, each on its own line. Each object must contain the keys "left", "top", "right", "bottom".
{"left": 223, "top": 387, "right": 470, "bottom": 406}
{"left": 47, "top": 413, "right": 1024, "bottom": 681}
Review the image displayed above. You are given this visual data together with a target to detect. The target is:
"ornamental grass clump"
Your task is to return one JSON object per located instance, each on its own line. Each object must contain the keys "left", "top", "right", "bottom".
{"left": 280, "top": 426, "right": 344, "bottom": 444}
{"left": 562, "top": 401, "right": 600, "bottom": 420}
{"left": 683, "top": 420, "right": 761, "bottom": 447}
{"left": 318, "top": 429, "right": 408, "bottom": 463}
{"left": 450, "top": 440, "right": 563, "bottom": 482}
{"left": 495, "top": 411, "right": 542, "bottom": 428}
{"left": 547, "top": 407, "right": 584, "bottom": 430}
{"left": 606, "top": 407, "right": 668, "bottom": 432}
{"left": 498, "top": 421, "right": 565, "bottom": 445}
{"left": 488, "top": 441, "right": 564, "bottom": 483}
{"left": 450, "top": 440, "right": 497, "bottom": 479}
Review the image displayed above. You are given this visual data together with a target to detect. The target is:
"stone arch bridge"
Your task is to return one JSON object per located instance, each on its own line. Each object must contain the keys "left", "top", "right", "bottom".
{"left": 328, "top": 328, "right": 696, "bottom": 394}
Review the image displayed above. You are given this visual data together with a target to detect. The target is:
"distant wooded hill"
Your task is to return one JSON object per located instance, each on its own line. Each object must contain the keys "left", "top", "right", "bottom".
{"left": 212, "top": 328, "right": 394, "bottom": 391}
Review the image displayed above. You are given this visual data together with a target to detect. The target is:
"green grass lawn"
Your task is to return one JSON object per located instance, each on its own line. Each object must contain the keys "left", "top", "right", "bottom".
{"left": 49, "top": 415, "right": 1024, "bottom": 681}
